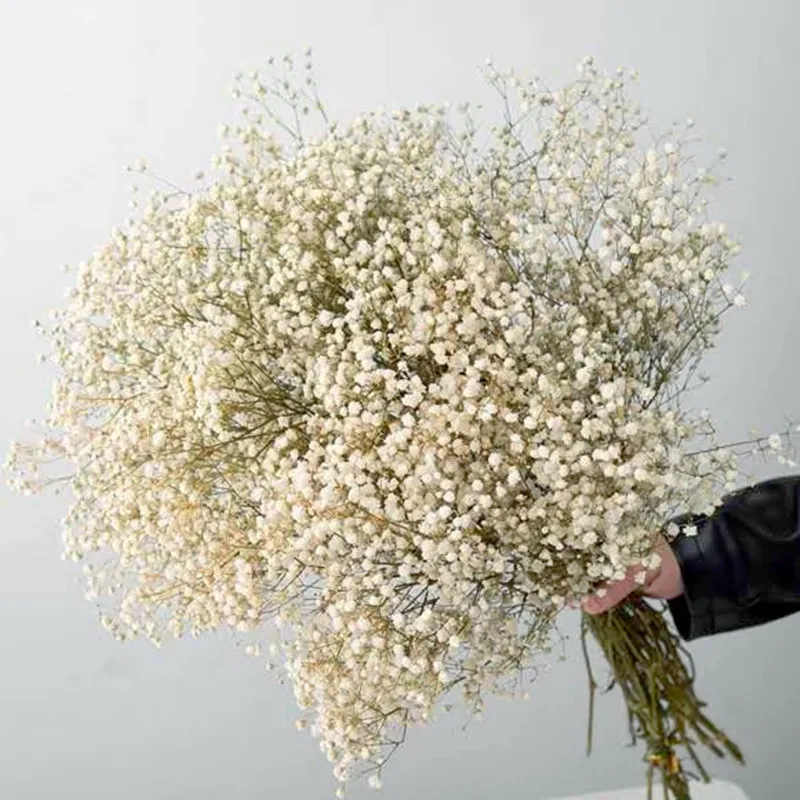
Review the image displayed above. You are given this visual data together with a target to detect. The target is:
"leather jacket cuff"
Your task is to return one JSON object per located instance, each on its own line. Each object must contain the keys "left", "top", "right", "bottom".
{"left": 665, "top": 487, "right": 800, "bottom": 640}
{"left": 665, "top": 530, "right": 757, "bottom": 640}
{"left": 667, "top": 522, "right": 717, "bottom": 640}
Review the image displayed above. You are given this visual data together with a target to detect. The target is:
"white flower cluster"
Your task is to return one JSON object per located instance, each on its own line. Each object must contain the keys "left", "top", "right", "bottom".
{"left": 5, "top": 55, "right": 758, "bottom": 789}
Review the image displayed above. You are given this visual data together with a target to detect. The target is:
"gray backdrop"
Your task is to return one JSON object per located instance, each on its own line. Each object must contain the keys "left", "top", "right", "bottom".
{"left": 1, "top": 1, "right": 798, "bottom": 798}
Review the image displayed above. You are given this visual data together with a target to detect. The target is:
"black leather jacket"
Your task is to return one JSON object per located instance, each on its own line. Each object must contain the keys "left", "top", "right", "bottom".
{"left": 666, "top": 474, "right": 800, "bottom": 640}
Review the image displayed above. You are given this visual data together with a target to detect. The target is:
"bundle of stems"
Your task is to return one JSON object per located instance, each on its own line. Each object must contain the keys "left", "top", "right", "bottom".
{"left": 582, "top": 599, "right": 743, "bottom": 800}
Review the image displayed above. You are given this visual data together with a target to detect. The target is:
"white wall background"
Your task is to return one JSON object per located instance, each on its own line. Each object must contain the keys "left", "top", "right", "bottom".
{"left": 1, "top": 1, "right": 798, "bottom": 798}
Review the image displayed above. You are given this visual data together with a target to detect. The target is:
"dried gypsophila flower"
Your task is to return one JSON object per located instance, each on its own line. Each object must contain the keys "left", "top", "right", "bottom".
{"left": 4, "top": 53, "right": 795, "bottom": 791}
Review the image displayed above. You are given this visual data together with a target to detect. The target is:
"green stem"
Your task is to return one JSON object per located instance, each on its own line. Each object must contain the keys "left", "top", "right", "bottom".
{"left": 580, "top": 614, "right": 598, "bottom": 757}
{"left": 581, "top": 600, "right": 743, "bottom": 800}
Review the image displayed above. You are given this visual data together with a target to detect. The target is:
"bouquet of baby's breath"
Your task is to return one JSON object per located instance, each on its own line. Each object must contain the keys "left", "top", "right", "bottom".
{"left": 7, "top": 53, "right": 797, "bottom": 798}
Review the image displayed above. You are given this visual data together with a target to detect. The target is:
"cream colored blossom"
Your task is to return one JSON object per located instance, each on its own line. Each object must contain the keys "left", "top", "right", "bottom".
{"left": 4, "top": 54, "right": 767, "bottom": 790}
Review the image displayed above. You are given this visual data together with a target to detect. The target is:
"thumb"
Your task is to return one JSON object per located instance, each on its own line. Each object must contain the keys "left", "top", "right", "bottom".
{"left": 582, "top": 570, "right": 643, "bottom": 615}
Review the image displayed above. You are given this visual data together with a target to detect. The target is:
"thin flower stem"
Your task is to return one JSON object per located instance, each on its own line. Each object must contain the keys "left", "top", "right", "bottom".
{"left": 580, "top": 615, "right": 598, "bottom": 757}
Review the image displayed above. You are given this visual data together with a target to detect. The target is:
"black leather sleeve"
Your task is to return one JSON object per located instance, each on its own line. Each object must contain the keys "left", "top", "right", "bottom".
{"left": 665, "top": 474, "right": 800, "bottom": 640}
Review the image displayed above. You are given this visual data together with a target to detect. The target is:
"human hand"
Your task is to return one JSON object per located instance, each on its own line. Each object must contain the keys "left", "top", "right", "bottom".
{"left": 581, "top": 534, "right": 683, "bottom": 614}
